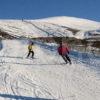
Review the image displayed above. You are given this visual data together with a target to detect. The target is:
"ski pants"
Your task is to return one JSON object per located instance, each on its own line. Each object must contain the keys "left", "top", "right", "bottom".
{"left": 61, "top": 54, "right": 71, "bottom": 64}
{"left": 27, "top": 50, "right": 34, "bottom": 58}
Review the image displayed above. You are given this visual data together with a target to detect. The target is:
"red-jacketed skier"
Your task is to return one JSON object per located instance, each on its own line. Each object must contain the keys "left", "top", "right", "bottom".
{"left": 58, "top": 42, "right": 72, "bottom": 64}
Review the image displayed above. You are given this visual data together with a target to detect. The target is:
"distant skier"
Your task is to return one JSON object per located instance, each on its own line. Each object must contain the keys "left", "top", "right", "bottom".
{"left": 58, "top": 42, "right": 72, "bottom": 64}
{"left": 27, "top": 42, "right": 34, "bottom": 59}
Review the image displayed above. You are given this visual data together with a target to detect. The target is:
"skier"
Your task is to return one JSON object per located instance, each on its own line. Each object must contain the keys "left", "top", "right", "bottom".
{"left": 27, "top": 42, "right": 34, "bottom": 59}
{"left": 58, "top": 42, "right": 72, "bottom": 64}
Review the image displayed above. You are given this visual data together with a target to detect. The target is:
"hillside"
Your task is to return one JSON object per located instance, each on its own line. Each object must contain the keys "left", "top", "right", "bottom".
{"left": 0, "top": 16, "right": 100, "bottom": 39}
{"left": 34, "top": 16, "right": 100, "bottom": 31}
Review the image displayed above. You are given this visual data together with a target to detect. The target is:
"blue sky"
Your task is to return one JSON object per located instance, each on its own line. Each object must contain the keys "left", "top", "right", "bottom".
{"left": 0, "top": 0, "right": 100, "bottom": 22}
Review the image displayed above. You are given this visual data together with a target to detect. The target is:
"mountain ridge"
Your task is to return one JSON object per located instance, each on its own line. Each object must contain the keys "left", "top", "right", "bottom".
{"left": 0, "top": 16, "right": 100, "bottom": 39}
{"left": 33, "top": 16, "right": 100, "bottom": 31}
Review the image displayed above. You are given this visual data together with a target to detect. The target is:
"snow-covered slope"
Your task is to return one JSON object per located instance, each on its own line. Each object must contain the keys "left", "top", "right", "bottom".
{"left": 0, "top": 20, "right": 74, "bottom": 38}
{"left": 0, "top": 16, "right": 100, "bottom": 39}
{"left": 75, "top": 30, "right": 100, "bottom": 39}
{"left": 34, "top": 16, "right": 100, "bottom": 31}
{"left": 0, "top": 40, "right": 100, "bottom": 100}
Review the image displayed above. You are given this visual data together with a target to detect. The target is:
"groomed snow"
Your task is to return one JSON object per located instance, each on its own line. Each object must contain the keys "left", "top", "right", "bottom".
{"left": 0, "top": 40, "right": 100, "bottom": 100}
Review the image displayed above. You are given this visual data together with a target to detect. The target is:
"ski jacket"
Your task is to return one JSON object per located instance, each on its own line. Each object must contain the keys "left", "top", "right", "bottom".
{"left": 58, "top": 46, "right": 69, "bottom": 55}
{"left": 28, "top": 45, "right": 33, "bottom": 51}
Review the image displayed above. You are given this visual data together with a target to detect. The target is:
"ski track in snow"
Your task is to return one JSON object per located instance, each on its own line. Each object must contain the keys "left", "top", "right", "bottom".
{"left": 0, "top": 40, "right": 100, "bottom": 100}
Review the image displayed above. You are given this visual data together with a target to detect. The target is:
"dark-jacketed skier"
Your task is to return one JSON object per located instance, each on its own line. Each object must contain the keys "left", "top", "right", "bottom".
{"left": 58, "top": 42, "right": 72, "bottom": 64}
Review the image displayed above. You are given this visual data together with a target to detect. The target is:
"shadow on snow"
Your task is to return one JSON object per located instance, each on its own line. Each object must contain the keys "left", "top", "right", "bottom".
{"left": 0, "top": 94, "right": 55, "bottom": 100}
{"left": 0, "top": 61, "right": 65, "bottom": 66}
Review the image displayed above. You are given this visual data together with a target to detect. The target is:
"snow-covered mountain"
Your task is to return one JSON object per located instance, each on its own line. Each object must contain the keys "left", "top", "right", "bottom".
{"left": 0, "top": 20, "right": 73, "bottom": 38}
{"left": 34, "top": 16, "right": 100, "bottom": 31}
{"left": 0, "top": 16, "right": 100, "bottom": 39}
